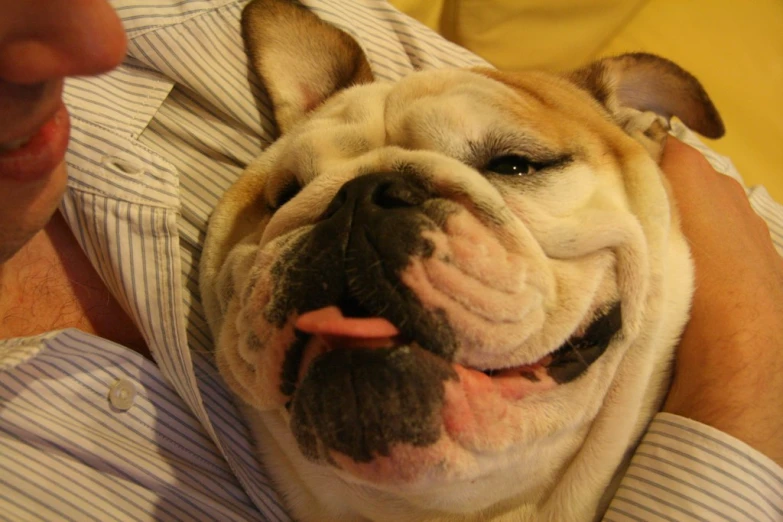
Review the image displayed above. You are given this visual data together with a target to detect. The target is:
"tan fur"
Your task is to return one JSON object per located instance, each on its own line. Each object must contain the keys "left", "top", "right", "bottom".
{"left": 200, "top": 1, "right": 723, "bottom": 520}
{"left": 242, "top": 0, "right": 372, "bottom": 133}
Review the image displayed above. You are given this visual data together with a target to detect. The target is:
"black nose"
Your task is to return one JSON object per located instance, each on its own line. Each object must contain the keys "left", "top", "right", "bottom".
{"left": 323, "top": 172, "right": 430, "bottom": 221}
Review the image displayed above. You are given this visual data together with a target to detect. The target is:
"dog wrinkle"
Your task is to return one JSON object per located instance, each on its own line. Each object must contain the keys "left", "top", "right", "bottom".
{"left": 279, "top": 329, "right": 311, "bottom": 397}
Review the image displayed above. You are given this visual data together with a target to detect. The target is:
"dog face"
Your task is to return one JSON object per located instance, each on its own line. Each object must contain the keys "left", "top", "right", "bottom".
{"left": 200, "top": 1, "right": 723, "bottom": 520}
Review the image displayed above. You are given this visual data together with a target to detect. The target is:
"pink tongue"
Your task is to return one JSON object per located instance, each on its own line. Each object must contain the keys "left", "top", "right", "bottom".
{"left": 296, "top": 306, "right": 400, "bottom": 340}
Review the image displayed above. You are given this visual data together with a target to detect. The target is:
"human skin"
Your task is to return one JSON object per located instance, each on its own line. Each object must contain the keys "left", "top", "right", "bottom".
{"left": 0, "top": 0, "right": 127, "bottom": 264}
{"left": 0, "top": 0, "right": 148, "bottom": 354}
{"left": 661, "top": 137, "right": 783, "bottom": 466}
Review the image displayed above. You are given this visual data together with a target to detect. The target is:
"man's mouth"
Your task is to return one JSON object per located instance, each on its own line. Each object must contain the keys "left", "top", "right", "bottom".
{"left": 0, "top": 102, "right": 71, "bottom": 182}
{"left": 291, "top": 300, "right": 622, "bottom": 390}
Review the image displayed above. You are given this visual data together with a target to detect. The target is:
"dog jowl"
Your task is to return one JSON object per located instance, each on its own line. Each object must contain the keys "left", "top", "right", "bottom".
{"left": 200, "top": 1, "right": 723, "bottom": 520}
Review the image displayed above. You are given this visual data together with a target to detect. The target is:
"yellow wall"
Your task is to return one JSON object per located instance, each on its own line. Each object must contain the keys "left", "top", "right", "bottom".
{"left": 598, "top": 0, "right": 783, "bottom": 200}
{"left": 391, "top": 0, "right": 783, "bottom": 200}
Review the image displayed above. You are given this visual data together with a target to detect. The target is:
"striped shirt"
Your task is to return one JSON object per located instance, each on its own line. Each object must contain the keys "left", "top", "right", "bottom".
{"left": 0, "top": 1, "right": 781, "bottom": 520}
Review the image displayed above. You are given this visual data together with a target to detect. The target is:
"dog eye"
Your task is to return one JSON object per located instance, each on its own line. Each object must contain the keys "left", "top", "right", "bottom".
{"left": 485, "top": 155, "right": 536, "bottom": 176}
{"left": 268, "top": 180, "right": 302, "bottom": 211}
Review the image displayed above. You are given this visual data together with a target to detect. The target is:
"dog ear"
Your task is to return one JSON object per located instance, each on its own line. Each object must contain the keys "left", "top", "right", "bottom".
{"left": 242, "top": 0, "right": 373, "bottom": 133}
{"left": 569, "top": 53, "right": 724, "bottom": 149}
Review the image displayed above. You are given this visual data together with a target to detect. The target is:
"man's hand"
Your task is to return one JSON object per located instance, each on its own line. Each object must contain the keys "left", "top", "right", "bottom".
{"left": 661, "top": 137, "right": 783, "bottom": 466}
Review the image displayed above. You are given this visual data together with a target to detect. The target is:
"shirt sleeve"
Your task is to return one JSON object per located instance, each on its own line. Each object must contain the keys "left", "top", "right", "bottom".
{"left": 604, "top": 412, "right": 783, "bottom": 522}
{"left": 0, "top": 329, "right": 269, "bottom": 522}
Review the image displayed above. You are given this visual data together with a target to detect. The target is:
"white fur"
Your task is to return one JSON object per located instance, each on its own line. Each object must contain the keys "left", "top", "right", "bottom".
{"left": 200, "top": 8, "right": 710, "bottom": 519}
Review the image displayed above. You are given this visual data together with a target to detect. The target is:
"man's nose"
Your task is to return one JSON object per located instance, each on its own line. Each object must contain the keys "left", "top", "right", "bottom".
{"left": 0, "top": 0, "right": 127, "bottom": 85}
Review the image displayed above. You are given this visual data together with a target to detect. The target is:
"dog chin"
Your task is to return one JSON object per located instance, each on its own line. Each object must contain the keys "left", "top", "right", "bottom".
{"left": 277, "top": 300, "right": 622, "bottom": 487}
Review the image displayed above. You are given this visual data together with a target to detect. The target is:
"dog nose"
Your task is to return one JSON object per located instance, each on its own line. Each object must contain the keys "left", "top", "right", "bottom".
{"left": 323, "top": 172, "right": 430, "bottom": 220}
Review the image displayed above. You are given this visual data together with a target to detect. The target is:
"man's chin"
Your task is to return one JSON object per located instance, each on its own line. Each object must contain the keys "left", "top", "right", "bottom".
{"left": 0, "top": 161, "right": 68, "bottom": 265}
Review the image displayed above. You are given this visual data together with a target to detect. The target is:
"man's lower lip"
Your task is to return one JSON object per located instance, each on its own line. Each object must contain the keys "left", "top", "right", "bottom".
{"left": 0, "top": 103, "right": 71, "bottom": 182}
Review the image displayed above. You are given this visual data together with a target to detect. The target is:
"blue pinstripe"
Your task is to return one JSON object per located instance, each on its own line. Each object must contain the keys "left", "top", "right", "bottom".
{"left": 1, "top": 2, "right": 782, "bottom": 521}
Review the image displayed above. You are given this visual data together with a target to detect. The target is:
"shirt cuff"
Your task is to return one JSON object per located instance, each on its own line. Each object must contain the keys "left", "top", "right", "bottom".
{"left": 603, "top": 412, "right": 783, "bottom": 521}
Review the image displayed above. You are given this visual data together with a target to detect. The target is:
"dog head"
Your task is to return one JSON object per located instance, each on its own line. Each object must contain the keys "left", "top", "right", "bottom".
{"left": 200, "top": 1, "right": 723, "bottom": 520}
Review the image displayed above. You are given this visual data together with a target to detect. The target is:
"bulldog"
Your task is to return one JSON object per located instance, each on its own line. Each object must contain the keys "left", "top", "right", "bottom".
{"left": 199, "top": 0, "right": 724, "bottom": 520}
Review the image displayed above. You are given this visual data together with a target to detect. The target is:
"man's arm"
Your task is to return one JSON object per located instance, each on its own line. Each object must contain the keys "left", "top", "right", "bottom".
{"left": 660, "top": 137, "right": 783, "bottom": 464}
{"left": 605, "top": 137, "right": 783, "bottom": 520}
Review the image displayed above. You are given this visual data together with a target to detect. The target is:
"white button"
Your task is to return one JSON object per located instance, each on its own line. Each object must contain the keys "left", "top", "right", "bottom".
{"left": 108, "top": 379, "right": 137, "bottom": 411}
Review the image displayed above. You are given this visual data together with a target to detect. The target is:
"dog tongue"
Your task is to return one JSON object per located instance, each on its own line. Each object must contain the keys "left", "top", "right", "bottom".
{"left": 296, "top": 306, "right": 400, "bottom": 347}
